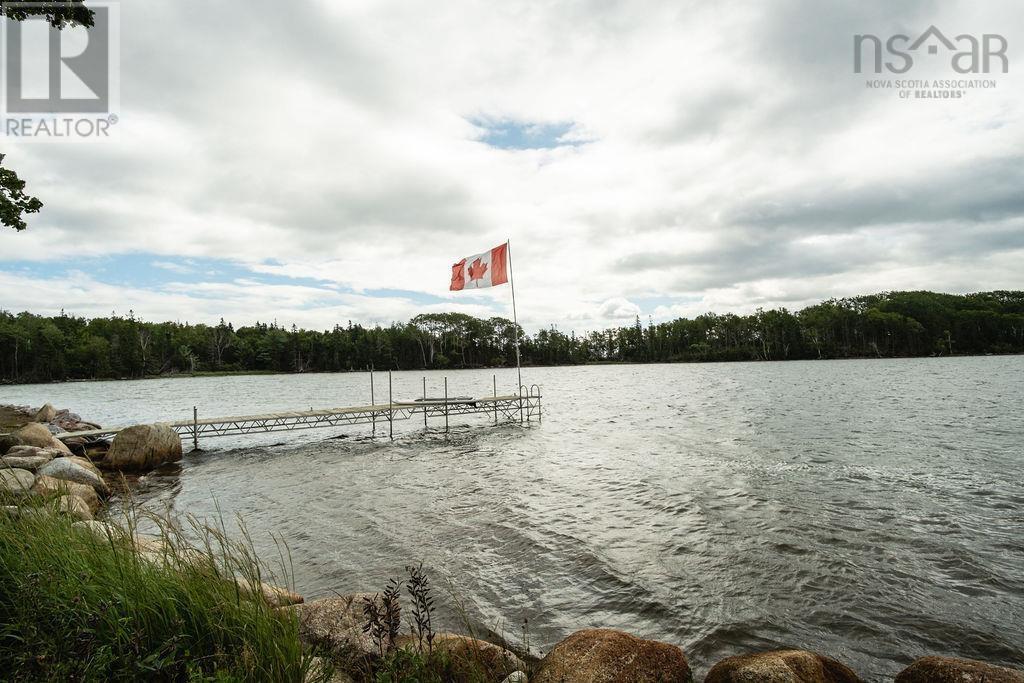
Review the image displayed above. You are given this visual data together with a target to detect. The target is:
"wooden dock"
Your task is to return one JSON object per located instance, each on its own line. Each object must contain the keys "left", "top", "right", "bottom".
{"left": 54, "top": 391, "right": 541, "bottom": 447}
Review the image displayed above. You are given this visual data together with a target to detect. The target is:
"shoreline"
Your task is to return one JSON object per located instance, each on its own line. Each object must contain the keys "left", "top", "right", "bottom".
{"left": 1, "top": 350, "right": 1020, "bottom": 388}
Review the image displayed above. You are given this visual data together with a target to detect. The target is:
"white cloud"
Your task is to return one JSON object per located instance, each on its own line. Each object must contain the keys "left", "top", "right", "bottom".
{"left": 598, "top": 297, "right": 641, "bottom": 320}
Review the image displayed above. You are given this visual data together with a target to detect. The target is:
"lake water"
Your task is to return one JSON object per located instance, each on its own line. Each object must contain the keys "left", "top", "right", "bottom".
{"left": 4, "top": 356, "right": 1023, "bottom": 680}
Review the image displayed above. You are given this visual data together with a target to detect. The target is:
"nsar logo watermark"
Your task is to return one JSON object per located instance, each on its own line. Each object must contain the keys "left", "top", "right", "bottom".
{"left": 2, "top": 2, "right": 120, "bottom": 140}
{"left": 853, "top": 26, "right": 1008, "bottom": 100}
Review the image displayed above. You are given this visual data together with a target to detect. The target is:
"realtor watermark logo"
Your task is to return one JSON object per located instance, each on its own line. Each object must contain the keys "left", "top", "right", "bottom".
{"left": 854, "top": 26, "right": 1008, "bottom": 100}
{"left": 1, "top": 2, "right": 120, "bottom": 140}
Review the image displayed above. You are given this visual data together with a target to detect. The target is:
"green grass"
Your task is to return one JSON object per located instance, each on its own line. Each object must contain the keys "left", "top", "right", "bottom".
{"left": 0, "top": 501, "right": 533, "bottom": 682}
{"left": 373, "top": 647, "right": 469, "bottom": 683}
{"left": 0, "top": 503, "right": 323, "bottom": 682}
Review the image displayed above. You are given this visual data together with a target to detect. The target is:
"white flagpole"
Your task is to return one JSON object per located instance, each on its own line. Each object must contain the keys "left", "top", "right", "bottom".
{"left": 506, "top": 239, "right": 524, "bottom": 424}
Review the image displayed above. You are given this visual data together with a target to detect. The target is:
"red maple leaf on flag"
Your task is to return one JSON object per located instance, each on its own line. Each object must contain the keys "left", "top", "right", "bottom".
{"left": 468, "top": 258, "right": 488, "bottom": 282}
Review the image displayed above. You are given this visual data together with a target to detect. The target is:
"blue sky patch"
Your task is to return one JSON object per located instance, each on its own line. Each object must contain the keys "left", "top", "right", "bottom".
{"left": 0, "top": 254, "right": 332, "bottom": 291}
{"left": 0, "top": 254, "right": 494, "bottom": 314}
{"left": 471, "top": 118, "right": 585, "bottom": 150}
{"left": 364, "top": 287, "right": 448, "bottom": 306}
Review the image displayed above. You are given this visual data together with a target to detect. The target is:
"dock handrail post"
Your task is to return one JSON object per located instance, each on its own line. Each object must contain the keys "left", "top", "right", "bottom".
{"left": 370, "top": 365, "right": 375, "bottom": 436}
{"left": 423, "top": 376, "right": 427, "bottom": 428}
{"left": 493, "top": 374, "right": 497, "bottom": 422}
{"left": 388, "top": 370, "right": 394, "bottom": 440}
{"left": 444, "top": 376, "right": 449, "bottom": 434}
{"left": 192, "top": 406, "right": 199, "bottom": 450}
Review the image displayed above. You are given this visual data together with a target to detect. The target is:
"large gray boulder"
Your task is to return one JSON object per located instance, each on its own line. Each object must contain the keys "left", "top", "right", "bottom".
{"left": 1, "top": 445, "right": 60, "bottom": 471}
{"left": 15, "top": 422, "right": 55, "bottom": 448}
{"left": 283, "top": 594, "right": 382, "bottom": 668}
{"left": 534, "top": 629, "right": 692, "bottom": 683}
{"left": 33, "top": 403, "right": 57, "bottom": 423}
{"left": 49, "top": 437, "right": 73, "bottom": 455}
{"left": 2, "top": 454, "right": 53, "bottom": 471}
{"left": 705, "top": 650, "right": 863, "bottom": 683}
{"left": 0, "top": 468, "right": 36, "bottom": 500}
{"left": 15, "top": 423, "right": 72, "bottom": 454}
{"left": 65, "top": 455, "right": 104, "bottom": 478}
{"left": 6, "top": 445, "right": 58, "bottom": 456}
{"left": 38, "top": 457, "right": 110, "bottom": 496}
{"left": 397, "top": 633, "right": 526, "bottom": 681}
{"left": 895, "top": 656, "right": 1024, "bottom": 683}
{"left": 104, "top": 423, "right": 182, "bottom": 471}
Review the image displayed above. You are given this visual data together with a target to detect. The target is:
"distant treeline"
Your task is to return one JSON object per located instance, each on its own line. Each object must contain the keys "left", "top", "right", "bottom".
{"left": 1, "top": 290, "right": 1022, "bottom": 383}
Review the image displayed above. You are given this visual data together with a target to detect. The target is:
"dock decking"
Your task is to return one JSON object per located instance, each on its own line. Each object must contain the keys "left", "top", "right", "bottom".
{"left": 54, "top": 392, "right": 541, "bottom": 446}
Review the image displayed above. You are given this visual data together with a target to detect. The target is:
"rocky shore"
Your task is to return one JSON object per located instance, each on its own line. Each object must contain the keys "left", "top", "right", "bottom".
{"left": 2, "top": 403, "right": 1022, "bottom": 682}
{"left": 278, "top": 598, "right": 1024, "bottom": 682}
{"left": 0, "top": 402, "right": 183, "bottom": 521}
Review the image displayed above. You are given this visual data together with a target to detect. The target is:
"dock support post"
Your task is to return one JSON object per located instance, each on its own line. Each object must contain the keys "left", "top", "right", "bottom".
{"left": 444, "top": 376, "right": 449, "bottom": 434}
{"left": 370, "top": 366, "right": 375, "bottom": 436}
{"left": 192, "top": 406, "right": 199, "bottom": 450}
{"left": 493, "top": 374, "right": 497, "bottom": 423}
{"left": 423, "top": 377, "right": 428, "bottom": 428}
{"left": 388, "top": 370, "right": 394, "bottom": 441}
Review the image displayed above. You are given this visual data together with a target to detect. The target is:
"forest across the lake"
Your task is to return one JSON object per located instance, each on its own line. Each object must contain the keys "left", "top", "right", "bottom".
{"left": 1, "top": 290, "right": 1021, "bottom": 383}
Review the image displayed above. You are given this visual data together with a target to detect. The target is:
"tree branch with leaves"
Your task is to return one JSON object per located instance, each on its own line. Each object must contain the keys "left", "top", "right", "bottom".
{"left": 0, "top": 154, "right": 43, "bottom": 231}
{"left": 0, "top": 1, "right": 93, "bottom": 28}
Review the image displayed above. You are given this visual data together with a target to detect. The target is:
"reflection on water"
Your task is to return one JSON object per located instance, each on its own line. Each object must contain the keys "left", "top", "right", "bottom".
{"left": 5, "top": 356, "right": 1024, "bottom": 680}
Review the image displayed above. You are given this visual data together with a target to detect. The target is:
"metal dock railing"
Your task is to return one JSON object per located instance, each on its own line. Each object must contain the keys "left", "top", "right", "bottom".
{"left": 53, "top": 373, "right": 541, "bottom": 448}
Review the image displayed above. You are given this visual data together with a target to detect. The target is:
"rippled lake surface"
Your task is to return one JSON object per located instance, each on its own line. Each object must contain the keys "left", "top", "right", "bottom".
{"left": 4, "top": 356, "right": 1023, "bottom": 680}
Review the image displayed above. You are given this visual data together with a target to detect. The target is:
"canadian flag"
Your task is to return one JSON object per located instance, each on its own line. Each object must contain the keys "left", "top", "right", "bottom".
{"left": 450, "top": 242, "right": 509, "bottom": 291}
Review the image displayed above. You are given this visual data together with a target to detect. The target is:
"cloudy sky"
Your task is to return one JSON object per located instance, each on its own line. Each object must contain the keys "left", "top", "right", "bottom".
{"left": 1, "top": 0, "right": 1022, "bottom": 332}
